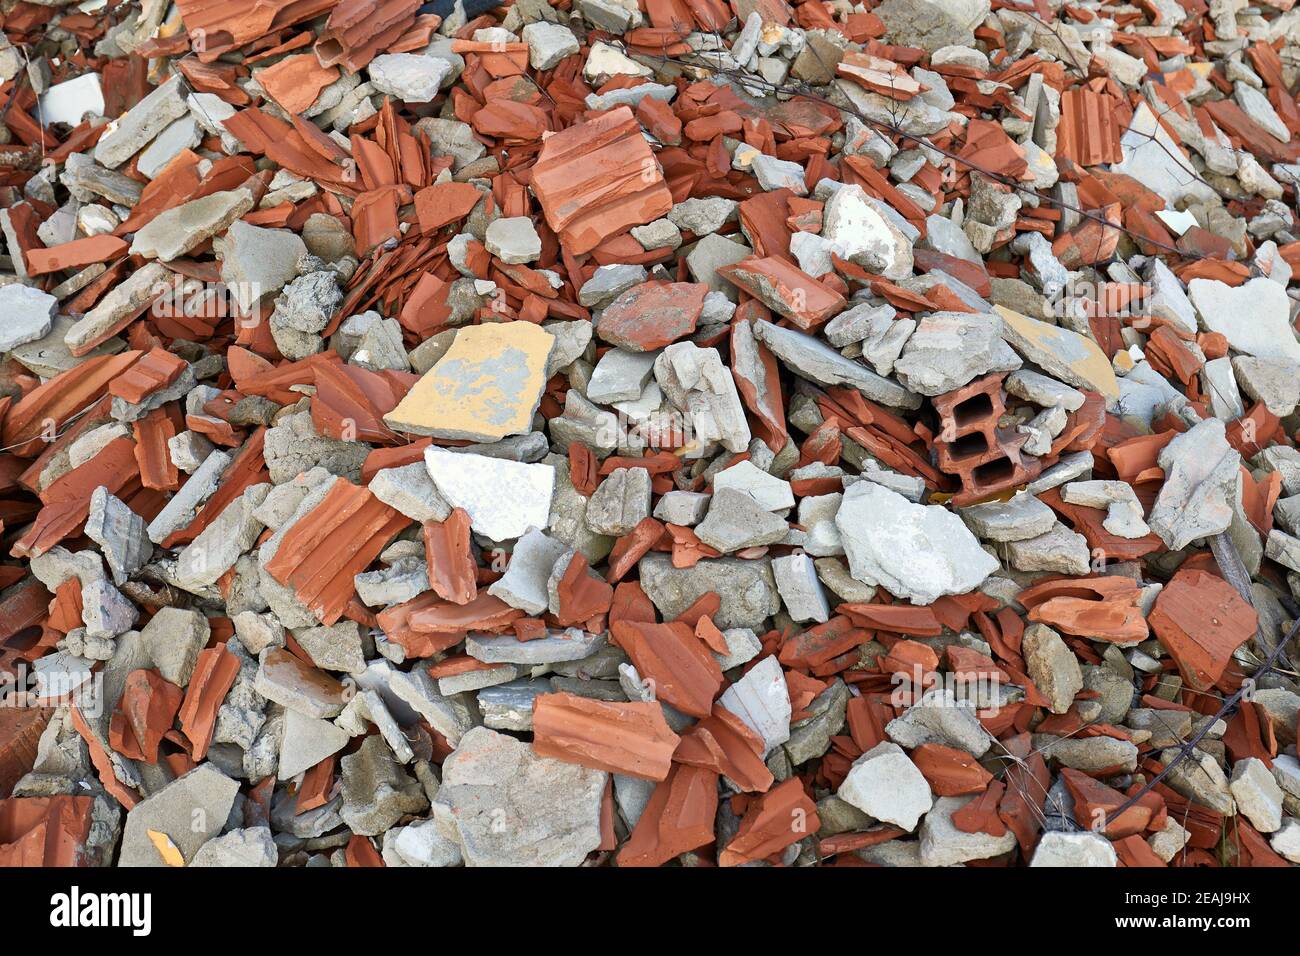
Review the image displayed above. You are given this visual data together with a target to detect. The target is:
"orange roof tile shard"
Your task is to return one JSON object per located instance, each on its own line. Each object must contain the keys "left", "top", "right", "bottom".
{"left": 532, "top": 692, "right": 681, "bottom": 780}
{"left": 611, "top": 619, "right": 723, "bottom": 718}
{"left": 265, "top": 477, "right": 409, "bottom": 625}
{"left": 617, "top": 764, "right": 719, "bottom": 868}
{"left": 1149, "top": 569, "right": 1257, "bottom": 690}
{"left": 718, "top": 777, "right": 819, "bottom": 866}
{"left": 529, "top": 106, "right": 673, "bottom": 255}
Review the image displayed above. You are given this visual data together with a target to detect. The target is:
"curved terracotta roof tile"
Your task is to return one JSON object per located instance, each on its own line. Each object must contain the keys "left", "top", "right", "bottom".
{"left": 532, "top": 692, "right": 680, "bottom": 780}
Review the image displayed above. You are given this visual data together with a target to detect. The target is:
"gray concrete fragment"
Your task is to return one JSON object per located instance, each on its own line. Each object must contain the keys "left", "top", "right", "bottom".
{"left": 585, "top": 466, "right": 652, "bottom": 536}
{"left": 190, "top": 827, "right": 278, "bottom": 867}
{"left": 694, "top": 488, "right": 789, "bottom": 552}
{"left": 433, "top": 726, "right": 605, "bottom": 866}
{"left": 140, "top": 607, "right": 210, "bottom": 687}
{"left": 718, "top": 655, "right": 791, "bottom": 756}
{"left": 467, "top": 628, "right": 604, "bottom": 665}
{"left": 753, "top": 319, "right": 922, "bottom": 410}
{"left": 1148, "top": 418, "right": 1240, "bottom": 550}
{"left": 887, "top": 689, "right": 993, "bottom": 756}
{"left": 637, "top": 552, "right": 778, "bottom": 629}
{"left": 837, "top": 481, "right": 998, "bottom": 604}
{"left": 93, "top": 75, "right": 187, "bottom": 169}
{"left": 772, "top": 552, "right": 831, "bottom": 624}
{"left": 0, "top": 283, "right": 56, "bottom": 351}
{"left": 340, "top": 736, "right": 429, "bottom": 836}
{"left": 84, "top": 487, "right": 150, "bottom": 585}
{"left": 959, "top": 493, "right": 1057, "bottom": 542}
{"left": 837, "top": 741, "right": 933, "bottom": 831}
{"left": 1030, "top": 831, "right": 1117, "bottom": 867}
{"left": 119, "top": 764, "right": 239, "bottom": 867}
{"left": 130, "top": 188, "right": 254, "bottom": 261}
{"left": 919, "top": 794, "right": 1017, "bottom": 866}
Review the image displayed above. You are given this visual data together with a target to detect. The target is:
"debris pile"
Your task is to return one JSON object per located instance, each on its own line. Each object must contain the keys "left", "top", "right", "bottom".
{"left": 4, "top": 0, "right": 1300, "bottom": 869}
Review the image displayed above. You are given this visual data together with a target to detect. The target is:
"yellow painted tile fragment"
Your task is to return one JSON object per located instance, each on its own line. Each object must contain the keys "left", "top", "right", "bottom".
{"left": 383, "top": 321, "right": 555, "bottom": 442}
{"left": 994, "top": 305, "right": 1119, "bottom": 404}
{"left": 147, "top": 829, "right": 186, "bottom": 866}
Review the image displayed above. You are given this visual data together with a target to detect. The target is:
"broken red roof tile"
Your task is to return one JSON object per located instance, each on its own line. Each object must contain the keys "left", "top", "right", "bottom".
{"left": 108, "top": 347, "right": 188, "bottom": 406}
{"left": 554, "top": 551, "right": 613, "bottom": 627}
{"left": 611, "top": 619, "right": 722, "bottom": 719}
{"left": 315, "top": 0, "right": 423, "bottom": 72}
{"left": 0, "top": 795, "right": 95, "bottom": 867}
{"left": 423, "top": 509, "right": 477, "bottom": 606}
{"left": 911, "top": 743, "right": 994, "bottom": 797}
{"left": 173, "top": 0, "right": 337, "bottom": 61}
{"left": 596, "top": 281, "right": 706, "bottom": 350}
{"left": 951, "top": 779, "right": 1007, "bottom": 837}
{"left": 110, "top": 669, "right": 184, "bottom": 764}
{"left": 2, "top": 351, "right": 142, "bottom": 456}
{"left": 606, "top": 518, "right": 667, "bottom": 585}
{"left": 717, "top": 256, "right": 846, "bottom": 331}
{"left": 1060, "top": 768, "right": 1161, "bottom": 839}
{"left": 0, "top": 707, "right": 51, "bottom": 799}
{"left": 675, "top": 704, "right": 774, "bottom": 793}
{"left": 24, "top": 234, "right": 127, "bottom": 276}
{"left": 617, "top": 763, "right": 718, "bottom": 868}
{"left": 265, "top": 477, "right": 409, "bottom": 625}
{"left": 414, "top": 181, "right": 484, "bottom": 233}
{"left": 532, "top": 692, "right": 681, "bottom": 780}
{"left": 718, "top": 777, "right": 818, "bottom": 867}
{"left": 257, "top": 53, "right": 339, "bottom": 115}
{"left": 178, "top": 645, "right": 242, "bottom": 762}
{"left": 1149, "top": 569, "right": 1257, "bottom": 692}
{"left": 296, "top": 753, "right": 337, "bottom": 814}
{"left": 1020, "top": 576, "right": 1149, "bottom": 643}
{"left": 529, "top": 106, "right": 673, "bottom": 255}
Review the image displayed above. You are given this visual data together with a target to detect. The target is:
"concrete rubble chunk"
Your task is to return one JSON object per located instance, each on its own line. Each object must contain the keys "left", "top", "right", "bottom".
{"left": 279, "top": 709, "right": 350, "bottom": 779}
{"left": 894, "top": 311, "right": 1021, "bottom": 396}
{"left": 130, "top": 188, "right": 255, "bottom": 262}
{"left": 424, "top": 447, "right": 554, "bottom": 541}
{"left": 654, "top": 342, "right": 752, "bottom": 452}
{"left": 960, "top": 493, "right": 1057, "bottom": 542}
{"left": 837, "top": 481, "right": 999, "bottom": 604}
{"left": 920, "top": 795, "right": 1017, "bottom": 866}
{"left": 368, "top": 54, "right": 452, "bottom": 102}
{"left": 887, "top": 689, "right": 993, "bottom": 757}
{"left": 638, "top": 552, "right": 779, "bottom": 630}
{"left": 93, "top": 75, "right": 187, "bottom": 169}
{"left": 340, "top": 736, "right": 430, "bottom": 836}
{"left": 694, "top": 488, "right": 789, "bottom": 553}
{"left": 141, "top": 607, "right": 210, "bottom": 687}
{"left": 753, "top": 318, "right": 922, "bottom": 410}
{"left": 1022, "top": 623, "right": 1083, "bottom": 715}
{"left": 0, "top": 284, "right": 57, "bottom": 351}
{"left": 837, "top": 741, "right": 933, "bottom": 831}
{"left": 1030, "top": 832, "right": 1118, "bottom": 867}
{"left": 119, "top": 764, "right": 240, "bottom": 867}
{"left": 84, "top": 487, "right": 150, "bottom": 585}
{"left": 1229, "top": 757, "right": 1284, "bottom": 833}
{"left": 718, "top": 656, "right": 792, "bottom": 756}
{"left": 433, "top": 726, "right": 606, "bottom": 866}
{"left": 585, "top": 466, "right": 652, "bottom": 536}
{"left": 1190, "top": 277, "right": 1300, "bottom": 363}
{"left": 771, "top": 552, "right": 831, "bottom": 624}
{"left": 488, "top": 528, "right": 570, "bottom": 614}
{"left": 821, "top": 184, "right": 914, "bottom": 279}
{"left": 1148, "top": 418, "right": 1240, "bottom": 551}
{"left": 190, "top": 827, "right": 278, "bottom": 867}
